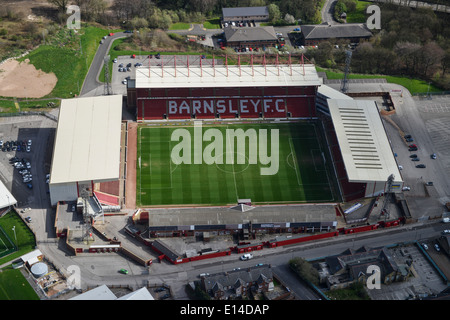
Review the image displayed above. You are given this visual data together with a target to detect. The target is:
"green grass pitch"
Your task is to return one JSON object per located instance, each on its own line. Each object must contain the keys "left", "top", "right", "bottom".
{"left": 136, "top": 121, "right": 340, "bottom": 206}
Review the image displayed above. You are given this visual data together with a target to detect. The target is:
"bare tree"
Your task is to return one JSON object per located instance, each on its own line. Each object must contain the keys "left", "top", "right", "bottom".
{"left": 47, "top": 0, "right": 70, "bottom": 12}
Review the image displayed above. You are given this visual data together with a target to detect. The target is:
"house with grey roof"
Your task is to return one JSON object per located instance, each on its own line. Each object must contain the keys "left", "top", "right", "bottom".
{"left": 222, "top": 6, "right": 269, "bottom": 23}
{"left": 201, "top": 264, "right": 274, "bottom": 300}
{"left": 224, "top": 25, "right": 280, "bottom": 50}
{"left": 320, "top": 246, "right": 413, "bottom": 290}
{"left": 301, "top": 23, "right": 372, "bottom": 46}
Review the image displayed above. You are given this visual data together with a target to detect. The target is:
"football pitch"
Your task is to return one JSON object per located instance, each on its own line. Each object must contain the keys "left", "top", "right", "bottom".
{"left": 136, "top": 122, "right": 340, "bottom": 206}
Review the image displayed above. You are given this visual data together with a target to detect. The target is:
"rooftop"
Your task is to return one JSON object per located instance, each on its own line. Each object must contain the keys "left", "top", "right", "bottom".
{"left": 224, "top": 25, "right": 278, "bottom": 42}
{"left": 135, "top": 63, "right": 321, "bottom": 89}
{"left": 327, "top": 99, "right": 402, "bottom": 183}
{"left": 222, "top": 6, "right": 269, "bottom": 18}
{"left": 0, "top": 179, "right": 16, "bottom": 209}
{"left": 49, "top": 95, "right": 122, "bottom": 185}
{"left": 301, "top": 23, "right": 372, "bottom": 40}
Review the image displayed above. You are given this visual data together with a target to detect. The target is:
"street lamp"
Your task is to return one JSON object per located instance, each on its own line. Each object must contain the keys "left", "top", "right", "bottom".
{"left": 12, "top": 226, "right": 17, "bottom": 250}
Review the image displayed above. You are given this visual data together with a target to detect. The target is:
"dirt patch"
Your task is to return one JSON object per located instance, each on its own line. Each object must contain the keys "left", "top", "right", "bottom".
{"left": 0, "top": 59, "right": 57, "bottom": 98}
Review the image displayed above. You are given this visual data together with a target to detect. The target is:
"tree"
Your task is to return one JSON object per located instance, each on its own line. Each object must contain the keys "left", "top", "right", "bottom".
{"left": 289, "top": 257, "right": 319, "bottom": 285}
{"left": 47, "top": 0, "right": 70, "bottom": 12}
{"left": 284, "top": 13, "right": 295, "bottom": 25}
{"left": 267, "top": 3, "right": 280, "bottom": 24}
{"left": 74, "top": 0, "right": 107, "bottom": 22}
{"left": 442, "top": 49, "right": 450, "bottom": 75}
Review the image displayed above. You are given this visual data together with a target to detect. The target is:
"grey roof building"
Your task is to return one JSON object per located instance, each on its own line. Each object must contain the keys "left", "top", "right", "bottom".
{"left": 301, "top": 23, "right": 372, "bottom": 45}
{"left": 222, "top": 6, "right": 269, "bottom": 22}
{"left": 224, "top": 26, "right": 279, "bottom": 49}
{"left": 201, "top": 264, "right": 274, "bottom": 299}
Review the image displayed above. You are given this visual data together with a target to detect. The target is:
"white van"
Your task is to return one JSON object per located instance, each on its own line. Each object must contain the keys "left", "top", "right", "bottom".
{"left": 240, "top": 253, "right": 253, "bottom": 261}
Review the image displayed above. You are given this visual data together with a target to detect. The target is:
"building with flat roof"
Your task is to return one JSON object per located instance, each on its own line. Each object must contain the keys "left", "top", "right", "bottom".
{"left": 49, "top": 95, "right": 123, "bottom": 206}
{"left": 222, "top": 6, "right": 269, "bottom": 23}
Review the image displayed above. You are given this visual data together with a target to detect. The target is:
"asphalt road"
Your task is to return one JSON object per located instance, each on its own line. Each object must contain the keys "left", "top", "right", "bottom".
{"left": 80, "top": 32, "right": 131, "bottom": 97}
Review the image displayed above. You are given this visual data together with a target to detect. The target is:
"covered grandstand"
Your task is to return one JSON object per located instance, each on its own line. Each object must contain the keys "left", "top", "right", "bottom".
{"left": 127, "top": 58, "right": 321, "bottom": 120}
{"left": 49, "top": 95, "right": 123, "bottom": 206}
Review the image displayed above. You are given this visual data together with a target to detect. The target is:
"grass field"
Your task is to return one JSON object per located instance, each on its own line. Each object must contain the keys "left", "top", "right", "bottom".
{"left": 137, "top": 122, "right": 339, "bottom": 206}
{"left": 0, "top": 211, "right": 36, "bottom": 266}
{"left": 0, "top": 267, "right": 39, "bottom": 300}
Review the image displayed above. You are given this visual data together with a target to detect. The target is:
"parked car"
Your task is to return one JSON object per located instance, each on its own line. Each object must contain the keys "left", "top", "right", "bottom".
{"left": 412, "top": 158, "right": 420, "bottom": 161}
{"left": 404, "top": 134, "right": 412, "bottom": 139}
{"left": 240, "top": 253, "right": 253, "bottom": 261}
{"left": 409, "top": 154, "right": 417, "bottom": 158}
{"left": 422, "top": 243, "right": 428, "bottom": 250}
{"left": 426, "top": 182, "right": 433, "bottom": 186}
{"left": 25, "top": 217, "right": 31, "bottom": 223}
{"left": 442, "top": 230, "right": 450, "bottom": 235}
{"left": 119, "top": 268, "right": 128, "bottom": 274}
{"left": 416, "top": 164, "right": 426, "bottom": 168}
{"left": 430, "top": 153, "right": 437, "bottom": 159}
{"left": 402, "top": 186, "right": 410, "bottom": 191}
{"left": 434, "top": 244, "right": 440, "bottom": 252}
{"left": 408, "top": 147, "right": 417, "bottom": 152}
